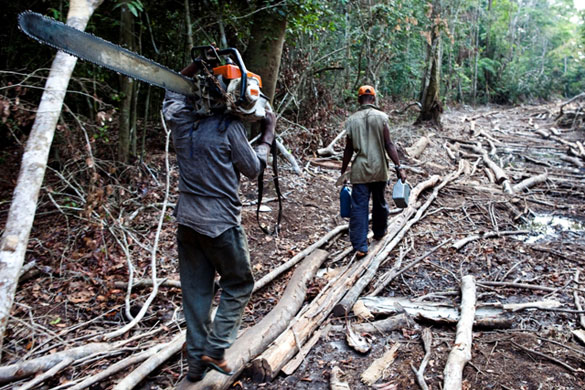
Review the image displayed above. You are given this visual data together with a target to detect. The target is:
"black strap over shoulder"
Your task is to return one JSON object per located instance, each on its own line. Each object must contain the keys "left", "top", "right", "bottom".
{"left": 256, "top": 140, "right": 283, "bottom": 235}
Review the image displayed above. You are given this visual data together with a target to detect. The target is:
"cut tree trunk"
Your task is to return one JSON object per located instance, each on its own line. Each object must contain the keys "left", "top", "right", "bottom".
{"left": 179, "top": 249, "right": 329, "bottom": 390}
{"left": 0, "top": 0, "right": 103, "bottom": 359}
{"left": 443, "top": 275, "right": 476, "bottom": 390}
{"left": 357, "top": 296, "right": 499, "bottom": 325}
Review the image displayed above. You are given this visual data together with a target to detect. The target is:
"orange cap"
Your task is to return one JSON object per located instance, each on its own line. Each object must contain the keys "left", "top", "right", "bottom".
{"left": 358, "top": 85, "right": 376, "bottom": 96}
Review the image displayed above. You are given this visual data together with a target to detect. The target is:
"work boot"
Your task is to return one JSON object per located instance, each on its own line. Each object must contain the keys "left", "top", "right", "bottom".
{"left": 201, "top": 355, "right": 234, "bottom": 375}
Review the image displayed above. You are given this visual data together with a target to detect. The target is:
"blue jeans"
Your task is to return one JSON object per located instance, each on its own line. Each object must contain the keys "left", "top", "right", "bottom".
{"left": 349, "top": 182, "right": 389, "bottom": 253}
{"left": 177, "top": 224, "right": 254, "bottom": 368}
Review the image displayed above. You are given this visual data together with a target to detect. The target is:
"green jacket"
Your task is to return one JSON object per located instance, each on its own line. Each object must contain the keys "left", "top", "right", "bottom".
{"left": 346, "top": 104, "right": 390, "bottom": 184}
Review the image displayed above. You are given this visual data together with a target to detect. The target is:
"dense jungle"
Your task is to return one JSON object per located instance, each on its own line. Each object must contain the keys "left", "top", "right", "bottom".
{"left": 1, "top": 0, "right": 585, "bottom": 389}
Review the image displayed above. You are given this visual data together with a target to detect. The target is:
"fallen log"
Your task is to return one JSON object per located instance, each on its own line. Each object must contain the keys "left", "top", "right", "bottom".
{"left": 460, "top": 143, "right": 509, "bottom": 185}
{"left": 329, "top": 314, "right": 409, "bottom": 334}
{"left": 181, "top": 249, "right": 329, "bottom": 390}
{"left": 443, "top": 275, "right": 476, "bottom": 390}
{"left": 249, "top": 227, "right": 414, "bottom": 383}
{"left": 254, "top": 225, "right": 346, "bottom": 291}
{"left": 247, "top": 242, "right": 384, "bottom": 381}
{"left": 309, "top": 159, "right": 342, "bottom": 170}
{"left": 281, "top": 324, "right": 330, "bottom": 375}
{"left": 406, "top": 136, "right": 430, "bottom": 159}
{"left": 317, "top": 130, "right": 346, "bottom": 157}
{"left": 357, "top": 296, "right": 500, "bottom": 325}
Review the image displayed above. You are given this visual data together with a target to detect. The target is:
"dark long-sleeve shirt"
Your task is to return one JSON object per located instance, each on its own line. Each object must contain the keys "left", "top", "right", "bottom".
{"left": 163, "top": 91, "right": 267, "bottom": 237}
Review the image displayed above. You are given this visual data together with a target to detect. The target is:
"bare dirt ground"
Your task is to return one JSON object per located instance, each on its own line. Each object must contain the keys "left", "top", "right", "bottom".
{"left": 1, "top": 101, "right": 584, "bottom": 390}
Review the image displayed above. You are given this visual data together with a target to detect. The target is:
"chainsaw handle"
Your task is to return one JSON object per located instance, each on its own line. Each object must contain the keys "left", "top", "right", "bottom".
{"left": 190, "top": 46, "right": 248, "bottom": 106}
{"left": 216, "top": 48, "right": 248, "bottom": 106}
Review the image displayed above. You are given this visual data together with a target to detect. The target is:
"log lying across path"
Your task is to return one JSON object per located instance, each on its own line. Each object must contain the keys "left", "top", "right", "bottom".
{"left": 248, "top": 166, "right": 465, "bottom": 382}
{"left": 443, "top": 275, "right": 476, "bottom": 390}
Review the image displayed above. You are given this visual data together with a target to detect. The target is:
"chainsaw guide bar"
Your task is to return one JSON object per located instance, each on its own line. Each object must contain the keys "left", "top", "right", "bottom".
{"left": 18, "top": 11, "right": 197, "bottom": 97}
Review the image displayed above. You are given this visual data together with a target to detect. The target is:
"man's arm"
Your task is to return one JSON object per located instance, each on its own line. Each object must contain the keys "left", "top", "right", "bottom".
{"left": 230, "top": 112, "right": 276, "bottom": 179}
{"left": 383, "top": 123, "right": 406, "bottom": 182}
{"left": 341, "top": 136, "right": 353, "bottom": 175}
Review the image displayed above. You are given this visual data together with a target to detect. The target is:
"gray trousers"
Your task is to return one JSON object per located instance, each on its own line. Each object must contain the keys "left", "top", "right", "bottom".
{"left": 177, "top": 224, "right": 254, "bottom": 364}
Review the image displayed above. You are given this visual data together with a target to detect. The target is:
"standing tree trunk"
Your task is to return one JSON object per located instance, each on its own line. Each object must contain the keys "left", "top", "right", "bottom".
{"left": 118, "top": 4, "right": 135, "bottom": 163}
{"left": 244, "top": 4, "right": 287, "bottom": 104}
{"left": 184, "top": 0, "right": 194, "bottom": 64}
{"left": 0, "top": 0, "right": 103, "bottom": 359}
{"left": 417, "top": 0, "right": 443, "bottom": 126}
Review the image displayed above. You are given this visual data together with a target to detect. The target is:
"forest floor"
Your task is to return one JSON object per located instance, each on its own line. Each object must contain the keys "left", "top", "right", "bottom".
{"left": 1, "top": 101, "right": 585, "bottom": 390}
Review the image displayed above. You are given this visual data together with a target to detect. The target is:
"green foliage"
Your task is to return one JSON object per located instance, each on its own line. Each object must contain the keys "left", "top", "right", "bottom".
{"left": 113, "top": 0, "right": 144, "bottom": 17}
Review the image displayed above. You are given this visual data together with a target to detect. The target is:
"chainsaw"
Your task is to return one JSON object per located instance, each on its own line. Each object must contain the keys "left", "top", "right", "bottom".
{"left": 18, "top": 11, "right": 271, "bottom": 121}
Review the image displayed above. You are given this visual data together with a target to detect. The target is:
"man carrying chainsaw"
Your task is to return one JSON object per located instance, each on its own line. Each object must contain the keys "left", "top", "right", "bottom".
{"left": 340, "top": 85, "right": 406, "bottom": 258}
{"left": 163, "top": 58, "right": 275, "bottom": 382}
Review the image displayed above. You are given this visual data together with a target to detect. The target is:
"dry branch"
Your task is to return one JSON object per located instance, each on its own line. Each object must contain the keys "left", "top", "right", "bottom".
{"left": 67, "top": 344, "right": 166, "bottom": 390}
{"left": 276, "top": 139, "right": 302, "bottom": 175}
{"left": 0, "top": 343, "right": 110, "bottom": 383}
{"left": 443, "top": 275, "right": 476, "bottom": 390}
{"left": 460, "top": 143, "right": 509, "bottom": 185}
{"left": 330, "top": 366, "right": 351, "bottom": 390}
{"left": 451, "top": 230, "right": 531, "bottom": 251}
{"left": 370, "top": 239, "right": 451, "bottom": 296}
{"left": 113, "top": 332, "right": 185, "bottom": 390}
{"left": 254, "top": 225, "right": 346, "bottom": 291}
{"left": 410, "top": 328, "right": 432, "bottom": 390}
{"left": 512, "top": 172, "right": 548, "bottom": 193}
{"left": 16, "top": 357, "right": 74, "bottom": 390}
{"left": 104, "top": 112, "right": 172, "bottom": 341}
{"left": 317, "top": 130, "right": 346, "bottom": 157}
{"left": 574, "top": 270, "right": 585, "bottom": 329}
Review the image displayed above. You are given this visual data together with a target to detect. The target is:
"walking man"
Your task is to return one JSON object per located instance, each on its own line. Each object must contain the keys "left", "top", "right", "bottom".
{"left": 340, "top": 85, "right": 406, "bottom": 257}
{"left": 163, "top": 60, "right": 275, "bottom": 382}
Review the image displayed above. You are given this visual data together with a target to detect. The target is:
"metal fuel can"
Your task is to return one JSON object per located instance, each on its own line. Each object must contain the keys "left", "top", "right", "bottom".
{"left": 392, "top": 179, "right": 411, "bottom": 208}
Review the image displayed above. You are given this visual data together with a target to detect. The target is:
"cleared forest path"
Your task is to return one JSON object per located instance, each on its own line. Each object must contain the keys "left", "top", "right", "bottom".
{"left": 241, "top": 102, "right": 585, "bottom": 390}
